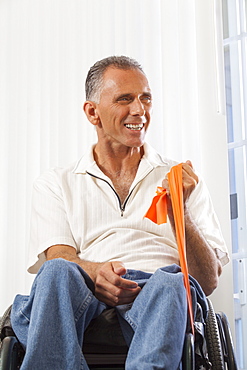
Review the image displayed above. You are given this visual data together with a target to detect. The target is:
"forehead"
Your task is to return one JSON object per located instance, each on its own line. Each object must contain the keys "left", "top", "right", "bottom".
{"left": 101, "top": 67, "right": 151, "bottom": 96}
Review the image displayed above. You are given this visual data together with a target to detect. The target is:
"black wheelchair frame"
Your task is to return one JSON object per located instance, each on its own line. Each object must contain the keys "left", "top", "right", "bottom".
{"left": 0, "top": 299, "right": 238, "bottom": 370}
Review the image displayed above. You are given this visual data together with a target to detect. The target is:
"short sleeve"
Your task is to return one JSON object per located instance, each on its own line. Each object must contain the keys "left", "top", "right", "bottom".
{"left": 27, "top": 169, "right": 77, "bottom": 274}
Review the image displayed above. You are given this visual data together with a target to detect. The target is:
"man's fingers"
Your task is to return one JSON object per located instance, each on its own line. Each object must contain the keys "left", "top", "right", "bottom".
{"left": 95, "top": 280, "right": 141, "bottom": 306}
{"left": 162, "top": 161, "right": 199, "bottom": 205}
{"left": 95, "top": 286, "right": 141, "bottom": 306}
{"left": 112, "top": 261, "right": 127, "bottom": 276}
{"left": 99, "top": 261, "right": 138, "bottom": 289}
{"left": 185, "top": 159, "right": 193, "bottom": 168}
{"left": 94, "top": 261, "right": 141, "bottom": 306}
{"left": 182, "top": 161, "right": 199, "bottom": 184}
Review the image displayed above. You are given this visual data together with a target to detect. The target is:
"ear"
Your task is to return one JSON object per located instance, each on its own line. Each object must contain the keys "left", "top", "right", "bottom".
{"left": 83, "top": 101, "right": 100, "bottom": 126}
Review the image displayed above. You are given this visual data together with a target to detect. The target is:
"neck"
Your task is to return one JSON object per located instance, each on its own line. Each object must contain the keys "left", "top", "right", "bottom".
{"left": 93, "top": 143, "right": 144, "bottom": 176}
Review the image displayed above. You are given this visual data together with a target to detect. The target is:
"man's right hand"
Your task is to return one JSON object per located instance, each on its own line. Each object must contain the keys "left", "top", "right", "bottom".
{"left": 46, "top": 245, "right": 141, "bottom": 307}
{"left": 94, "top": 261, "right": 141, "bottom": 306}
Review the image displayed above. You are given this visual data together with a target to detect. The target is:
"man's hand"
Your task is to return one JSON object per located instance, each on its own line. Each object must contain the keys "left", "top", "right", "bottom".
{"left": 161, "top": 161, "right": 198, "bottom": 226}
{"left": 162, "top": 160, "right": 199, "bottom": 204}
{"left": 94, "top": 261, "right": 141, "bottom": 306}
{"left": 46, "top": 245, "right": 141, "bottom": 306}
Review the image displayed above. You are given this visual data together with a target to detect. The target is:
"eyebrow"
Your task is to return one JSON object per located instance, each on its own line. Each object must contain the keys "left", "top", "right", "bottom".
{"left": 116, "top": 93, "right": 132, "bottom": 99}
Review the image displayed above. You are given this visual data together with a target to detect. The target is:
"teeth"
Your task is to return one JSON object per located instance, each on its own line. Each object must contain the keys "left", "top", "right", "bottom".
{"left": 125, "top": 123, "right": 144, "bottom": 130}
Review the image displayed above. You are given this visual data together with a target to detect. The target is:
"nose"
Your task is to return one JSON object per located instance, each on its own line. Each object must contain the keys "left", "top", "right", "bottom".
{"left": 129, "top": 98, "right": 145, "bottom": 116}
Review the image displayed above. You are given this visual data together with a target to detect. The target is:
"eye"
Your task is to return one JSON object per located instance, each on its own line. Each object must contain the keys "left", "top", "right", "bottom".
{"left": 141, "top": 95, "right": 152, "bottom": 103}
{"left": 119, "top": 97, "right": 130, "bottom": 101}
{"left": 117, "top": 95, "right": 132, "bottom": 104}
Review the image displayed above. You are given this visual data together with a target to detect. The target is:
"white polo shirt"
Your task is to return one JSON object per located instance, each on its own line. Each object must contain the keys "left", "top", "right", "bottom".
{"left": 28, "top": 143, "right": 229, "bottom": 274}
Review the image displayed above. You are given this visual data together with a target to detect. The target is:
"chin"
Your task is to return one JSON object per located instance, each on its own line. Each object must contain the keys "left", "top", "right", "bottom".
{"left": 126, "top": 137, "right": 146, "bottom": 148}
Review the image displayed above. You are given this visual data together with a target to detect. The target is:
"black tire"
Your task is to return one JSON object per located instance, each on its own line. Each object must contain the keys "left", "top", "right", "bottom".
{"left": 182, "top": 333, "right": 195, "bottom": 370}
{"left": 205, "top": 299, "right": 225, "bottom": 370}
{"left": 0, "top": 336, "right": 19, "bottom": 370}
{"left": 216, "top": 312, "right": 238, "bottom": 370}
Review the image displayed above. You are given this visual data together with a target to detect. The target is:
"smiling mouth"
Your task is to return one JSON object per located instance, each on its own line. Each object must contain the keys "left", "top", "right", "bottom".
{"left": 124, "top": 123, "right": 144, "bottom": 131}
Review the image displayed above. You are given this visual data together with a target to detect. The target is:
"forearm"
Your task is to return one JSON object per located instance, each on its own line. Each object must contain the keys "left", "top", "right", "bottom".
{"left": 45, "top": 244, "right": 103, "bottom": 282}
{"left": 184, "top": 207, "right": 222, "bottom": 296}
{"left": 164, "top": 162, "right": 222, "bottom": 296}
{"left": 45, "top": 244, "right": 140, "bottom": 306}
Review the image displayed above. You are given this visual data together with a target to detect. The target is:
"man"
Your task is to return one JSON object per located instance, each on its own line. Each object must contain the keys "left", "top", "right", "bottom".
{"left": 11, "top": 56, "right": 229, "bottom": 369}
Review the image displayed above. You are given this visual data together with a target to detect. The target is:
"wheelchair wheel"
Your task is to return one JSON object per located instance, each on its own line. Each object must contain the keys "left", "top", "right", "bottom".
{"left": 216, "top": 312, "right": 238, "bottom": 370}
{"left": 182, "top": 333, "right": 195, "bottom": 370}
{"left": 205, "top": 299, "right": 225, "bottom": 370}
{"left": 0, "top": 336, "right": 22, "bottom": 370}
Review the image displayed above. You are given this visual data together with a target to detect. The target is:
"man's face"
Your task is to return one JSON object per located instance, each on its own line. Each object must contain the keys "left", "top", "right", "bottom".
{"left": 94, "top": 67, "right": 152, "bottom": 149}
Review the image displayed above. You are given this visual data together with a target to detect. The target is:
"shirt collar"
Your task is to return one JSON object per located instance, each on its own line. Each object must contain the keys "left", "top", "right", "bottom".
{"left": 72, "top": 142, "right": 169, "bottom": 175}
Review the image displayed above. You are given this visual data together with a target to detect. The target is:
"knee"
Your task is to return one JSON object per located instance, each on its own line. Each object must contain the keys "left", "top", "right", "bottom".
{"left": 147, "top": 268, "right": 187, "bottom": 308}
{"left": 154, "top": 267, "right": 185, "bottom": 289}
{"left": 44, "top": 257, "right": 72, "bottom": 272}
{"left": 37, "top": 258, "right": 79, "bottom": 285}
{"left": 37, "top": 259, "right": 95, "bottom": 296}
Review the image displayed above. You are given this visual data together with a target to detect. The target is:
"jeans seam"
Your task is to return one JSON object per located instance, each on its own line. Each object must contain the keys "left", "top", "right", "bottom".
{"left": 124, "top": 311, "right": 137, "bottom": 331}
{"left": 80, "top": 352, "right": 89, "bottom": 370}
{"left": 74, "top": 291, "right": 94, "bottom": 322}
{"left": 19, "top": 299, "right": 31, "bottom": 323}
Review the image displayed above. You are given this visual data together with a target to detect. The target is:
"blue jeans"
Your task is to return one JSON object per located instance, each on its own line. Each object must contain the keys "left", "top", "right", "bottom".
{"left": 11, "top": 259, "right": 204, "bottom": 369}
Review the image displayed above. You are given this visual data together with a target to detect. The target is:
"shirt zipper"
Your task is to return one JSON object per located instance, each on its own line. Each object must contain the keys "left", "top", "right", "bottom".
{"left": 86, "top": 168, "right": 154, "bottom": 216}
{"left": 86, "top": 171, "right": 123, "bottom": 213}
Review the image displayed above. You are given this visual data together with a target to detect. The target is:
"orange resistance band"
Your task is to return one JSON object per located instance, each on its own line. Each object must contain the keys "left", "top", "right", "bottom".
{"left": 144, "top": 163, "right": 194, "bottom": 335}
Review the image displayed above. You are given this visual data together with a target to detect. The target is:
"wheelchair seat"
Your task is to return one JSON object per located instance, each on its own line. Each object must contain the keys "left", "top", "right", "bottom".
{"left": 0, "top": 299, "right": 238, "bottom": 370}
{"left": 83, "top": 308, "right": 128, "bottom": 367}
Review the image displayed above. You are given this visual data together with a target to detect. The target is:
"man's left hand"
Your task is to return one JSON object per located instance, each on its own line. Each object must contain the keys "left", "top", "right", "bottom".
{"left": 162, "top": 160, "right": 198, "bottom": 204}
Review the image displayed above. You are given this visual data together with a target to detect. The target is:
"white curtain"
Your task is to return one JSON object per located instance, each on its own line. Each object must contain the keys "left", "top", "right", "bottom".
{"left": 0, "top": 0, "right": 232, "bottom": 318}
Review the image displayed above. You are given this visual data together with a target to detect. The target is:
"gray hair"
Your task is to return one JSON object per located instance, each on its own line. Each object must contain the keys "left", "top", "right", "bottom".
{"left": 85, "top": 56, "right": 145, "bottom": 103}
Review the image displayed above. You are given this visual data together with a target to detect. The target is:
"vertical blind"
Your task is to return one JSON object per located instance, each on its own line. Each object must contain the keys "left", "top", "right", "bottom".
{"left": 0, "top": 0, "right": 231, "bottom": 317}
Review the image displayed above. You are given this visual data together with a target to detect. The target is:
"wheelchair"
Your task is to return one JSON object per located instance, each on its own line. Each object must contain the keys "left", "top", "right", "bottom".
{"left": 0, "top": 298, "right": 238, "bottom": 370}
